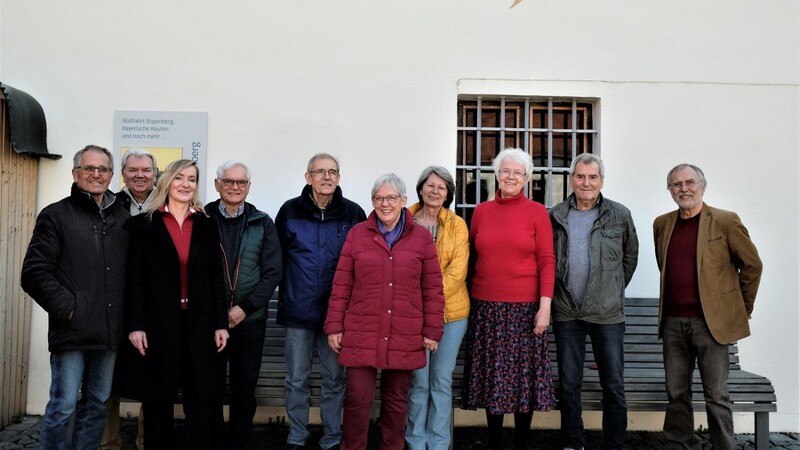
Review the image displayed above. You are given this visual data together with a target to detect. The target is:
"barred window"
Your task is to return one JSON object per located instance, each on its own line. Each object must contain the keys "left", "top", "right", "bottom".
{"left": 455, "top": 97, "right": 598, "bottom": 226}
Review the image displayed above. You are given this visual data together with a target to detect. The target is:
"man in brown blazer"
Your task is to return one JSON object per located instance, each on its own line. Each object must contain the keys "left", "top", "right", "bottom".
{"left": 653, "top": 163, "right": 763, "bottom": 450}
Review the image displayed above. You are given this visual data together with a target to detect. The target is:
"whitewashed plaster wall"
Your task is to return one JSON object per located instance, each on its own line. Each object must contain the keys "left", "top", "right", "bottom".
{"left": 1, "top": 0, "right": 797, "bottom": 431}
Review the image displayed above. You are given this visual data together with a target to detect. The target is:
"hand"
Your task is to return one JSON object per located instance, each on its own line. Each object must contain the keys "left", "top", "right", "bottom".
{"left": 228, "top": 306, "right": 246, "bottom": 328}
{"left": 534, "top": 304, "right": 551, "bottom": 336}
{"left": 215, "top": 329, "right": 229, "bottom": 352}
{"left": 129, "top": 331, "right": 148, "bottom": 357}
{"left": 327, "top": 333, "right": 343, "bottom": 354}
{"left": 423, "top": 337, "right": 439, "bottom": 353}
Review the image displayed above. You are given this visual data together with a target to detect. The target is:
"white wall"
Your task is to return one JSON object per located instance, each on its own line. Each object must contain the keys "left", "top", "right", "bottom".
{"left": 2, "top": 0, "right": 797, "bottom": 431}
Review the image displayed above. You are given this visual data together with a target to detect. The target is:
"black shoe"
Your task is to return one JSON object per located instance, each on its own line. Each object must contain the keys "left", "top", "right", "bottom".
{"left": 322, "top": 445, "right": 341, "bottom": 450}
{"left": 285, "top": 444, "right": 306, "bottom": 450}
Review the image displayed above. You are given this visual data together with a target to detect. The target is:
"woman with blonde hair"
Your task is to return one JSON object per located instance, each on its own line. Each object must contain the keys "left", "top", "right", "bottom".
{"left": 117, "top": 159, "right": 229, "bottom": 449}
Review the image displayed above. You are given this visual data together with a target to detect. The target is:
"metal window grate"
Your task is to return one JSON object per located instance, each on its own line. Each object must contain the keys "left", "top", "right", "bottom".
{"left": 456, "top": 97, "right": 598, "bottom": 225}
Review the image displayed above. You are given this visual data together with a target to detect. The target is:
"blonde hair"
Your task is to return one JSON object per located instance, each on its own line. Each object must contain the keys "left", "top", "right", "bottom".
{"left": 142, "top": 159, "right": 206, "bottom": 219}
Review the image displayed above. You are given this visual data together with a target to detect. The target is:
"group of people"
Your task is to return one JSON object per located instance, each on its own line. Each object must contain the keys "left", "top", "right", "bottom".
{"left": 20, "top": 144, "right": 761, "bottom": 450}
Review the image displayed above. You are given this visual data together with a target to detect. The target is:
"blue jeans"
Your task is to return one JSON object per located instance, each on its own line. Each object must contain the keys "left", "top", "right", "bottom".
{"left": 284, "top": 327, "right": 344, "bottom": 449}
{"left": 662, "top": 316, "right": 734, "bottom": 450}
{"left": 405, "top": 319, "right": 468, "bottom": 450}
{"left": 40, "top": 350, "right": 116, "bottom": 450}
{"left": 553, "top": 320, "right": 626, "bottom": 450}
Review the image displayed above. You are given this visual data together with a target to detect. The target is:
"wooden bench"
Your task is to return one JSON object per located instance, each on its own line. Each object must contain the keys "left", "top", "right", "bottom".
{"left": 254, "top": 296, "right": 777, "bottom": 449}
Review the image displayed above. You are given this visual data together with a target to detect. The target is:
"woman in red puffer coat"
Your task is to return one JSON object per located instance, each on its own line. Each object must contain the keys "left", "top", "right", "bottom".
{"left": 324, "top": 173, "right": 444, "bottom": 450}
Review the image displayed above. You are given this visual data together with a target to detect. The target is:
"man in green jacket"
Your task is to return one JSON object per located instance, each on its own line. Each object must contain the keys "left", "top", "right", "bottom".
{"left": 550, "top": 153, "right": 639, "bottom": 450}
{"left": 206, "top": 160, "right": 282, "bottom": 450}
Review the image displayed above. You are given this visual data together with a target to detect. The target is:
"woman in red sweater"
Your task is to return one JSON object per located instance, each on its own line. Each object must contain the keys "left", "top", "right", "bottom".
{"left": 324, "top": 173, "right": 444, "bottom": 450}
{"left": 462, "top": 148, "right": 557, "bottom": 450}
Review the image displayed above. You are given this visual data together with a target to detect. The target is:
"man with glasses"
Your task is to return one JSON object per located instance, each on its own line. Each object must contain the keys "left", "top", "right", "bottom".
{"left": 206, "top": 160, "right": 282, "bottom": 450}
{"left": 654, "top": 163, "right": 762, "bottom": 450}
{"left": 22, "top": 145, "right": 130, "bottom": 450}
{"left": 549, "top": 153, "right": 639, "bottom": 450}
{"left": 275, "top": 153, "right": 366, "bottom": 450}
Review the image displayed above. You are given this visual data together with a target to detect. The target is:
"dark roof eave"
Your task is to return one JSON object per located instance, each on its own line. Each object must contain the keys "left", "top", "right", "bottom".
{"left": 0, "top": 83, "right": 60, "bottom": 160}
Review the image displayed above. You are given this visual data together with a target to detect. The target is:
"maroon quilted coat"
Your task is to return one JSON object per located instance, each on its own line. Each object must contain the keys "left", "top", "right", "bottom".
{"left": 324, "top": 209, "right": 445, "bottom": 370}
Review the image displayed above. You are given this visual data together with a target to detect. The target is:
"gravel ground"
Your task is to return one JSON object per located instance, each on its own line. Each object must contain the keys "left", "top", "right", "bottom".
{"left": 1, "top": 415, "right": 798, "bottom": 449}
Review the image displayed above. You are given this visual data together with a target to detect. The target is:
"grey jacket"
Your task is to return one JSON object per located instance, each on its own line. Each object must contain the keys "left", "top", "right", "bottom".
{"left": 550, "top": 193, "right": 639, "bottom": 324}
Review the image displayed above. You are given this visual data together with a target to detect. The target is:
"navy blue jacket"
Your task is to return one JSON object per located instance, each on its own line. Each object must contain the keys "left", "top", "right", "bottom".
{"left": 275, "top": 185, "right": 366, "bottom": 330}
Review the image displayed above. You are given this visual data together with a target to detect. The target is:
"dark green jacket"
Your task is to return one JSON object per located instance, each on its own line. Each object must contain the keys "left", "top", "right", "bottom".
{"left": 206, "top": 200, "right": 282, "bottom": 324}
{"left": 550, "top": 193, "right": 639, "bottom": 324}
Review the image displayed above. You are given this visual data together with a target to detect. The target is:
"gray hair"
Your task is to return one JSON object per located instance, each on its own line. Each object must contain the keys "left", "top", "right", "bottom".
{"left": 492, "top": 148, "right": 533, "bottom": 181}
{"left": 73, "top": 145, "right": 114, "bottom": 171}
{"left": 570, "top": 153, "right": 605, "bottom": 179}
{"left": 371, "top": 173, "right": 407, "bottom": 198}
{"left": 306, "top": 153, "right": 340, "bottom": 173}
{"left": 666, "top": 163, "right": 707, "bottom": 189}
{"left": 216, "top": 160, "right": 251, "bottom": 180}
{"left": 416, "top": 166, "right": 455, "bottom": 208}
{"left": 121, "top": 148, "right": 157, "bottom": 172}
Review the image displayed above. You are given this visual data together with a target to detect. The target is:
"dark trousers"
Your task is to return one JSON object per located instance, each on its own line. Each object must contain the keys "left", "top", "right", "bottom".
{"left": 662, "top": 316, "right": 734, "bottom": 450}
{"left": 341, "top": 367, "right": 411, "bottom": 450}
{"left": 225, "top": 319, "right": 267, "bottom": 450}
{"left": 553, "top": 320, "right": 627, "bottom": 450}
{"left": 144, "top": 311, "right": 221, "bottom": 450}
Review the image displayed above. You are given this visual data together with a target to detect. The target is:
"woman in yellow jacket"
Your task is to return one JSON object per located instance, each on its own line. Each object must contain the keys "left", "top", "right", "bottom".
{"left": 405, "top": 166, "right": 470, "bottom": 450}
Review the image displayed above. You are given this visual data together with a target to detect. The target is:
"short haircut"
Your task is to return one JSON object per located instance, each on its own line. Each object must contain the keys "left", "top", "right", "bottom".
{"left": 73, "top": 145, "right": 114, "bottom": 171}
{"left": 121, "top": 148, "right": 157, "bottom": 172}
{"left": 492, "top": 148, "right": 533, "bottom": 181}
{"left": 371, "top": 173, "right": 407, "bottom": 198}
{"left": 415, "top": 166, "right": 456, "bottom": 208}
{"left": 306, "top": 153, "right": 340, "bottom": 172}
{"left": 570, "top": 153, "right": 605, "bottom": 179}
{"left": 666, "top": 163, "right": 707, "bottom": 189}
{"left": 216, "top": 160, "right": 251, "bottom": 180}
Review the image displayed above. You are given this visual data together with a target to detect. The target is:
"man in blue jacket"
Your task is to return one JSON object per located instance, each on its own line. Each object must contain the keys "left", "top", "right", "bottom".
{"left": 206, "top": 160, "right": 282, "bottom": 450}
{"left": 21, "top": 145, "right": 129, "bottom": 450}
{"left": 276, "top": 153, "right": 366, "bottom": 450}
{"left": 549, "top": 153, "right": 639, "bottom": 450}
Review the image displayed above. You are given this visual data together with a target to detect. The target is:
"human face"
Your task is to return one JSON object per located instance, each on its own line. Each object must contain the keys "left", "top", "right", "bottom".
{"left": 168, "top": 166, "right": 198, "bottom": 206}
{"left": 420, "top": 173, "right": 448, "bottom": 210}
{"left": 121, "top": 155, "right": 156, "bottom": 199}
{"left": 570, "top": 161, "right": 604, "bottom": 210}
{"left": 497, "top": 160, "right": 527, "bottom": 198}
{"left": 304, "top": 157, "right": 340, "bottom": 200}
{"left": 214, "top": 165, "right": 250, "bottom": 209}
{"left": 72, "top": 149, "right": 113, "bottom": 203}
{"left": 372, "top": 184, "right": 407, "bottom": 231}
{"left": 668, "top": 166, "right": 706, "bottom": 218}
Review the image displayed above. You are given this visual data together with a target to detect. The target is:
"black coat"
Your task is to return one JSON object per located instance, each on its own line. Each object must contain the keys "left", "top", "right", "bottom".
{"left": 116, "top": 210, "right": 227, "bottom": 402}
{"left": 21, "top": 183, "right": 129, "bottom": 352}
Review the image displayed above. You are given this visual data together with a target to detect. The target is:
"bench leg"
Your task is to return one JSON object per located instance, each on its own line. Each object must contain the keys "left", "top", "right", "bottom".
{"left": 754, "top": 411, "right": 769, "bottom": 450}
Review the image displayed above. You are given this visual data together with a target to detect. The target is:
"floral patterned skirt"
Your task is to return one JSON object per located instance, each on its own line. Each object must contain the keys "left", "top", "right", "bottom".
{"left": 461, "top": 299, "right": 556, "bottom": 414}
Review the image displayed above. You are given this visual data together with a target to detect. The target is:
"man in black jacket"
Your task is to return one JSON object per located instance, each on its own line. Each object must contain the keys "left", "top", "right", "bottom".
{"left": 206, "top": 160, "right": 282, "bottom": 450}
{"left": 21, "top": 145, "right": 129, "bottom": 450}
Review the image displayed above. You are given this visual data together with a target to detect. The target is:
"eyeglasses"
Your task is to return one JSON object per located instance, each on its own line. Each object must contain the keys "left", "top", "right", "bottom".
{"left": 75, "top": 165, "right": 112, "bottom": 175}
{"left": 669, "top": 179, "right": 699, "bottom": 190}
{"left": 372, "top": 195, "right": 400, "bottom": 205}
{"left": 309, "top": 169, "right": 339, "bottom": 178}
{"left": 499, "top": 168, "right": 526, "bottom": 179}
{"left": 218, "top": 178, "right": 250, "bottom": 188}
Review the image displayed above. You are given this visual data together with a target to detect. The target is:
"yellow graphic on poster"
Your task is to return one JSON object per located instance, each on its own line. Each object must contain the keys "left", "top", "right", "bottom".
{"left": 119, "top": 146, "right": 182, "bottom": 189}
